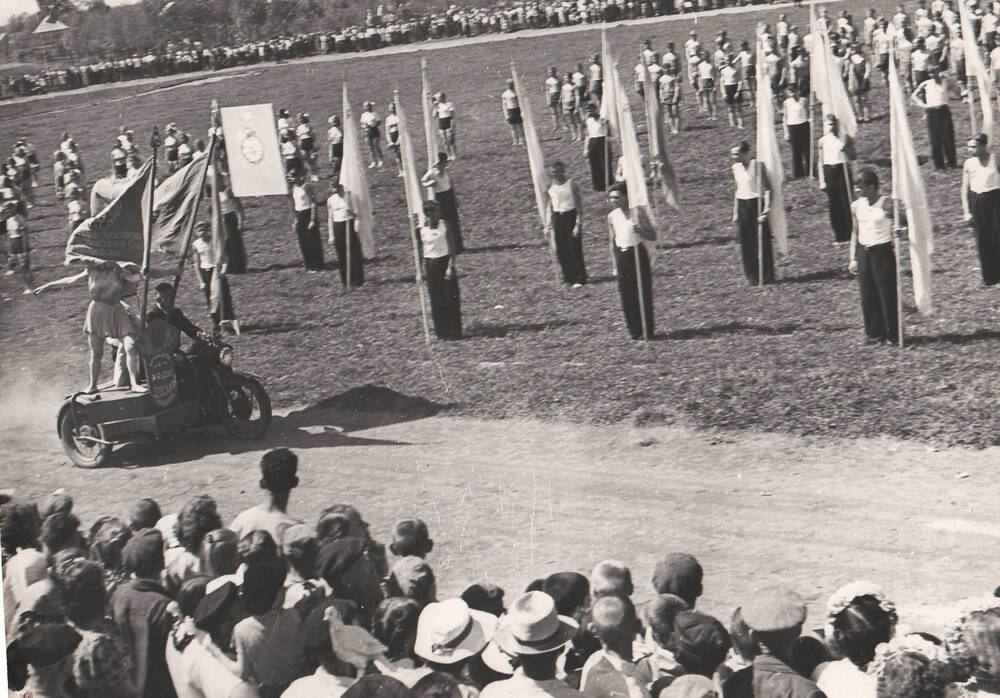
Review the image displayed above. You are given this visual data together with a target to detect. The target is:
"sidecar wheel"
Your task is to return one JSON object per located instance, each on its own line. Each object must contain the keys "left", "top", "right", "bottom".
{"left": 59, "top": 410, "right": 111, "bottom": 468}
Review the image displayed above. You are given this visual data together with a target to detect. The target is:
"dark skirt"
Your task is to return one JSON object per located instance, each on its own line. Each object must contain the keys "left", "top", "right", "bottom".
{"left": 823, "top": 163, "right": 853, "bottom": 242}
{"left": 587, "top": 136, "right": 612, "bottom": 191}
{"left": 736, "top": 198, "right": 775, "bottom": 284}
{"left": 424, "top": 256, "right": 462, "bottom": 339}
{"left": 971, "top": 188, "right": 1000, "bottom": 285}
{"left": 294, "top": 209, "right": 325, "bottom": 270}
{"left": 332, "top": 219, "right": 364, "bottom": 287}
{"left": 434, "top": 188, "right": 464, "bottom": 254}
{"left": 223, "top": 210, "right": 247, "bottom": 274}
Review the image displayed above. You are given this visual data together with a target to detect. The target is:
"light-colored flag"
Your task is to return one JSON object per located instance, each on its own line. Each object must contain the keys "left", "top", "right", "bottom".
{"left": 394, "top": 92, "right": 426, "bottom": 230}
{"left": 600, "top": 30, "right": 620, "bottom": 137}
{"left": 208, "top": 150, "right": 232, "bottom": 321}
{"left": 613, "top": 64, "right": 657, "bottom": 239}
{"left": 756, "top": 37, "right": 789, "bottom": 256}
{"left": 421, "top": 58, "right": 442, "bottom": 182}
{"left": 219, "top": 103, "right": 288, "bottom": 197}
{"left": 151, "top": 152, "right": 209, "bottom": 253}
{"left": 511, "top": 63, "right": 549, "bottom": 230}
{"left": 66, "top": 159, "right": 153, "bottom": 266}
{"left": 341, "top": 84, "right": 377, "bottom": 258}
{"left": 957, "top": 0, "right": 994, "bottom": 137}
{"left": 889, "top": 52, "right": 934, "bottom": 316}
{"left": 638, "top": 55, "right": 680, "bottom": 210}
{"left": 809, "top": 4, "right": 858, "bottom": 138}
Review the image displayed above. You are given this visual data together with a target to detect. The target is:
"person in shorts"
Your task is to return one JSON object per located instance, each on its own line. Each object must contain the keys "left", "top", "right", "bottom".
{"left": 545, "top": 67, "right": 562, "bottom": 131}
{"left": 295, "top": 112, "right": 318, "bottom": 181}
{"left": 433, "top": 92, "right": 457, "bottom": 160}
{"left": 2, "top": 203, "right": 32, "bottom": 293}
{"left": 360, "top": 101, "right": 384, "bottom": 169}
{"left": 501, "top": 79, "right": 524, "bottom": 145}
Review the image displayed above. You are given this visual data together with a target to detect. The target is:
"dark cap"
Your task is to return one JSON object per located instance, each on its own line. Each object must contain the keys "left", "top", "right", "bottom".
{"left": 193, "top": 581, "right": 238, "bottom": 630}
{"left": 14, "top": 622, "right": 82, "bottom": 667}
{"left": 121, "top": 527, "right": 164, "bottom": 574}
{"left": 461, "top": 583, "right": 506, "bottom": 617}
{"left": 671, "top": 610, "right": 731, "bottom": 676}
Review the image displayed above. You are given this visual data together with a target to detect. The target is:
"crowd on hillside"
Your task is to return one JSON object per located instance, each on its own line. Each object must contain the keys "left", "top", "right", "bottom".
{"left": 0, "top": 0, "right": 785, "bottom": 100}
{"left": 2, "top": 448, "right": 1000, "bottom": 698}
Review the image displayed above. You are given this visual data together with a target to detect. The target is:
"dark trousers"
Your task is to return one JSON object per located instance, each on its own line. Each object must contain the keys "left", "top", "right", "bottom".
{"left": 294, "top": 209, "right": 325, "bottom": 270}
{"left": 223, "top": 211, "right": 247, "bottom": 274}
{"left": 434, "top": 188, "right": 464, "bottom": 254}
{"left": 196, "top": 266, "right": 235, "bottom": 328}
{"left": 736, "top": 198, "right": 775, "bottom": 284}
{"left": 424, "top": 256, "right": 462, "bottom": 339}
{"left": 551, "top": 210, "right": 587, "bottom": 284}
{"left": 587, "top": 136, "right": 612, "bottom": 191}
{"left": 615, "top": 244, "right": 654, "bottom": 339}
{"left": 926, "top": 105, "right": 957, "bottom": 170}
{"left": 823, "top": 163, "right": 853, "bottom": 242}
{"left": 332, "top": 219, "right": 364, "bottom": 286}
{"left": 788, "top": 122, "right": 810, "bottom": 178}
{"left": 857, "top": 241, "right": 899, "bottom": 343}
{"left": 971, "top": 189, "right": 1000, "bottom": 285}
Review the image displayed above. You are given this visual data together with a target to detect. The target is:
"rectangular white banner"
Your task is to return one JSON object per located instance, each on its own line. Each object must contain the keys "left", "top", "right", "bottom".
{"left": 220, "top": 103, "right": 288, "bottom": 197}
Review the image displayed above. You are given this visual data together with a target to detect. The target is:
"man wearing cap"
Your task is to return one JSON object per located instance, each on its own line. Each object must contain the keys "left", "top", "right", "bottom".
{"left": 480, "top": 591, "right": 582, "bottom": 697}
{"left": 111, "top": 528, "right": 179, "bottom": 698}
{"left": 740, "top": 586, "right": 827, "bottom": 698}
{"left": 146, "top": 281, "right": 206, "bottom": 355}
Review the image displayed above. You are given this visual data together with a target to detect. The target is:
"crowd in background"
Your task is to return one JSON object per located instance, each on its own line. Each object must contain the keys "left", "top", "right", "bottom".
{"left": 2, "top": 447, "right": 999, "bottom": 698}
{"left": 1, "top": 0, "right": 785, "bottom": 100}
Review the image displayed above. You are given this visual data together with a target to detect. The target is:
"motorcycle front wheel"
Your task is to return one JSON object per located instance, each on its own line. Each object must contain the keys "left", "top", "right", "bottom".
{"left": 221, "top": 374, "right": 272, "bottom": 440}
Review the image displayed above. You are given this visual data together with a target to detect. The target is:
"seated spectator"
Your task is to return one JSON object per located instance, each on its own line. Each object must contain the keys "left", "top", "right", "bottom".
{"left": 415, "top": 597, "right": 498, "bottom": 694}
{"left": 127, "top": 498, "right": 162, "bottom": 532}
{"left": 388, "top": 556, "right": 437, "bottom": 607}
{"left": 638, "top": 594, "right": 689, "bottom": 689}
{"left": 1, "top": 501, "right": 47, "bottom": 631}
{"left": 667, "top": 610, "right": 731, "bottom": 678}
{"left": 316, "top": 506, "right": 387, "bottom": 620}
{"left": 658, "top": 674, "right": 716, "bottom": 697}
{"left": 714, "top": 607, "right": 757, "bottom": 698}
{"left": 201, "top": 527, "right": 240, "bottom": 577}
{"left": 282, "top": 523, "right": 329, "bottom": 609}
{"left": 391, "top": 518, "right": 434, "bottom": 559}
{"left": 281, "top": 601, "right": 357, "bottom": 697}
{"left": 480, "top": 590, "right": 582, "bottom": 697}
{"left": 111, "top": 527, "right": 178, "bottom": 698}
{"left": 208, "top": 561, "right": 312, "bottom": 697}
{"left": 580, "top": 595, "right": 652, "bottom": 697}
{"left": 164, "top": 494, "right": 223, "bottom": 594}
{"left": 740, "top": 585, "right": 825, "bottom": 698}
{"left": 413, "top": 670, "right": 466, "bottom": 698}
{"left": 462, "top": 583, "right": 506, "bottom": 617}
{"left": 87, "top": 516, "right": 132, "bottom": 594}
{"left": 40, "top": 511, "right": 86, "bottom": 561}
{"left": 944, "top": 597, "right": 1000, "bottom": 697}
{"left": 39, "top": 491, "right": 74, "bottom": 519}
{"left": 229, "top": 448, "right": 304, "bottom": 547}
{"left": 342, "top": 675, "right": 414, "bottom": 697}
{"left": 591, "top": 559, "right": 634, "bottom": 599}
{"left": 373, "top": 597, "right": 422, "bottom": 666}
{"left": 868, "top": 633, "right": 955, "bottom": 698}
{"left": 51, "top": 556, "right": 136, "bottom": 698}
{"left": 811, "top": 582, "right": 896, "bottom": 697}
{"left": 651, "top": 554, "right": 703, "bottom": 608}
{"left": 543, "top": 571, "right": 600, "bottom": 680}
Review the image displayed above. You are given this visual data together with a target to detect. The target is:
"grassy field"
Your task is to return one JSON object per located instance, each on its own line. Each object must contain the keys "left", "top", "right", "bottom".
{"left": 3, "top": 0, "right": 999, "bottom": 451}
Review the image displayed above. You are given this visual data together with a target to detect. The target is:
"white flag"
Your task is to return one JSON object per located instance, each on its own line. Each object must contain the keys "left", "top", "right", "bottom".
{"left": 341, "top": 85, "right": 376, "bottom": 258}
{"left": 756, "top": 37, "right": 789, "bottom": 256}
{"left": 219, "top": 104, "right": 288, "bottom": 197}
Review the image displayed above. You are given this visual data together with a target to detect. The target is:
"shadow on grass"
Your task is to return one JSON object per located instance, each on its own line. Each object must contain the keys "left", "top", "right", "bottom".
{"left": 239, "top": 320, "right": 312, "bottom": 336}
{"left": 905, "top": 329, "right": 1000, "bottom": 346}
{"left": 465, "top": 320, "right": 578, "bottom": 337}
{"left": 657, "top": 321, "right": 797, "bottom": 340}
{"left": 464, "top": 241, "right": 547, "bottom": 254}
{"left": 659, "top": 235, "right": 733, "bottom": 251}
{"left": 586, "top": 274, "right": 617, "bottom": 285}
{"left": 780, "top": 268, "right": 844, "bottom": 284}
{"left": 250, "top": 261, "right": 310, "bottom": 274}
{"left": 102, "top": 385, "right": 448, "bottom": 469}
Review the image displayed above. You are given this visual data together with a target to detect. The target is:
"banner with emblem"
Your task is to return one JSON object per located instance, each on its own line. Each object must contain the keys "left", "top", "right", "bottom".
{"left": 219, "top": 103, "right": 288, "bottom": 197}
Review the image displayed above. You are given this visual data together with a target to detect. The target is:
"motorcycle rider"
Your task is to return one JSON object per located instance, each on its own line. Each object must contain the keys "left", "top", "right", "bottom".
{"left": 146, "top": 282, "right": 207, "bottom": 354}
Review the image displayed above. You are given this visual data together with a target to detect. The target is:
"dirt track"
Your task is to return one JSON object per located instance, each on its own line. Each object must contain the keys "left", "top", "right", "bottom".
{"left": 1, "top": 381, "right": 996, "bottom": 634}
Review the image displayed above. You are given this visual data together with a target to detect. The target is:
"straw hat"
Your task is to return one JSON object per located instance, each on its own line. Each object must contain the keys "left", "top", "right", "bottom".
{"left": 414, "top": 598, "right": 496, "bottom": 664}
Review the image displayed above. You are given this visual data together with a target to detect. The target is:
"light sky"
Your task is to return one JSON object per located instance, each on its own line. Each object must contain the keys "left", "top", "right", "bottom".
{"left": 2, "top": 0, "right": 142, "bottom": 26}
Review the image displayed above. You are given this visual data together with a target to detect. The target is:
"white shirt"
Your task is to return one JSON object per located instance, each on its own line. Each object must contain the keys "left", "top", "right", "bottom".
{"left": 480, "top": 670, "right": 584, "bottom": 698}
{"left": 813, "top": 658, "right": 877, "bottom": 698}
{"left": 589, "top": 63, "right": 602, "bottom": 81}
{"left": 360, "top": 111, "right": 380, "bottom": 131}
{"left": 229, "top": 505, "right": 303, "bottom": 546}
{"left": 385, "top": 114, "right": 400, "bottom": 134}
{"left": 420, "top": 220, "right": 451, "bottom": 258}
{"left": 990, "top": 46, "right": 1000, "bottom": 71}
{"left": 918, "top": 79, "right": 948, "bottom": 106}
{"left": 635, "top": 63, "right": 647, "bottom": 83}
{"left": 436, "top": 101, "right": 455, "bottom": 118}
{"left": 852, "top": 195, "right": 892, "bottom": 246}
{"left": 546, "top": 76, "right": 561, "bottom": 97}
{"left": 585, "top": 117, "right": 606, "bottom": 138}
{"left": 281, "top": 668, "right": 355, "bottom": 698}
{"left": 548, "top": 179, "right": 576, "bottom": 212}
{"left": 295, "top": 123, "right": 313, "bottom": 140}
{"left": 502, "top": 88, "right": 519, "bottom": 110}
{"left": 820, "top": 133, "right": 849, "bottom": 164}
{"left": 965, "top": 154, "right": 1000, "bottom": 193}
{"left": 328, "top": 126, "right": 343, "bottom": 144}
{"left": 291, "top": 183, "right": 313, "bottom": 212}
{"left": 327, "top": 192, "right": 354, "bottom": 223}
{"left": 192, "top": 237, "right": 216, "bottom": 270}
{"left": 732, "top": 160, "right": 760, "bottom": 200}
{"left": 580, "top": 650, "right": 652, "bottom": 698}
{"left": 721, "top": 65, "right": 739, "bottom": 85}
{"left": 608, "top": 207, "right": 642, "bottom": 247}
{"left": 784, "top": 97, "right": 808, "bottom": 124}
{"left": 697, "top": 61, "right": 715, "bottom": 79}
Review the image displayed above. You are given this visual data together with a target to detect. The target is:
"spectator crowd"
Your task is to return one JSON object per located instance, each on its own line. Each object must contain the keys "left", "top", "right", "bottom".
{"left": 2, "top": 447, "right": 1000, "bottom": 698}
{"left": 1, "top": 0, "right": 785, "bottom": 100}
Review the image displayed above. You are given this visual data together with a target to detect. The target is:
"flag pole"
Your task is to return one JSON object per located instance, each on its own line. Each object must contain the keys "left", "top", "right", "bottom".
{"left": 342, "top": 84, "right": 352, "bottom": 293}
{"left": 892, "top": 197, "right": 905, "bottom": 348}
{"left": 140, "top": 126, "right": 161, "bottom": 332}
{"left": 808, "top": 84, "right": 816, "bottom": 179}
{"left": 757, "top": 160, "right": 765, "bottom": 287}
{"left": 410, "top": 214, "right": 432, "bottom": 346}
{"left": 172, "top": 129, "right": 217, "bottom": 292}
